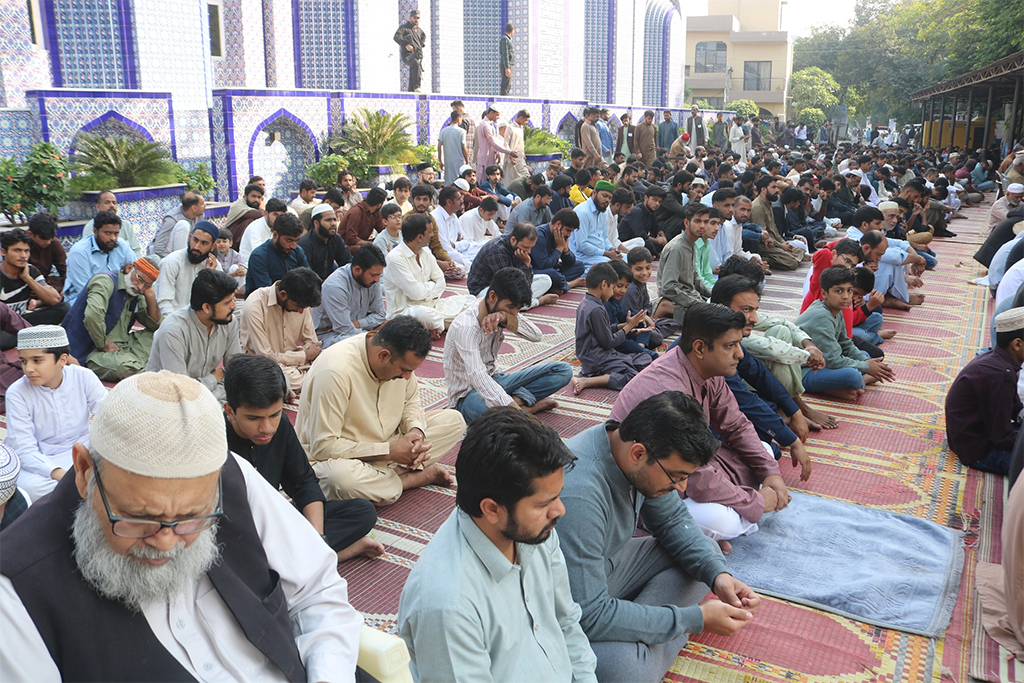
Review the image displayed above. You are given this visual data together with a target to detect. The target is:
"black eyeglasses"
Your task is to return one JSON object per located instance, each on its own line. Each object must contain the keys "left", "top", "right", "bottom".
{"left": 653, "top": 458, "right": 690, "bottom": 488}
{"left": 93, "top": 467, "right": 223, "bottom": 539}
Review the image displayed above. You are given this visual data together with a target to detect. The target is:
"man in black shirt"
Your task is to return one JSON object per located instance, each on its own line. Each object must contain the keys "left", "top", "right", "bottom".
{"left": 223, "top": 354, "right": 383, "bottom": 562}
{"left": 298, "top": 203, "right": 351, "bottom": 281}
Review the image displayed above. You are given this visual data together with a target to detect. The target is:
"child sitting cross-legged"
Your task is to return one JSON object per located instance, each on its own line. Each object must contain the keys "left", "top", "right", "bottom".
{"left": 849, "top": 266, "right": 896, "bottom": 358}
{"left": 794, "top": 265, "right": 895, "bottom": 401}
{"left": 603, "top": 259, "right": 659, "bottom": 359}
{"left": 572, "top": 262, "right": 653, "bottom": 394}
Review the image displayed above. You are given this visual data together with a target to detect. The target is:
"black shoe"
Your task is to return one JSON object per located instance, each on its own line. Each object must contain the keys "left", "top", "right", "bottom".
{"left": 934, "top": 228, "right": 957, "bottom": 237}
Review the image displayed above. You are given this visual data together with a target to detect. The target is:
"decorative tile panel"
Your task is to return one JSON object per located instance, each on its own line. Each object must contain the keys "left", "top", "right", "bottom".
{"left": 583, "top": 0, "right": 609, "bottom": 103}
{"left": 462, "top": 0, "right": 500, "bottom": 95}
{"left": 250, "top": 116, "right": 317, "bottom": 199}
{"left": 48, "top": 0, "right": 126, "bottom": 89}
{"left": 429, "top": 0, "right": 462, "bottom": 94}
{"left": 297, "top": 0, "right": 349, "bottom": 89}
{"left": 132, "top": 0, "right": 210, "bottom": 111}
{"left": 0, "top": 0, "right": 51, "bottom": 108}
{"left": 0, "top": 109, "right": 39, "bottom": 161}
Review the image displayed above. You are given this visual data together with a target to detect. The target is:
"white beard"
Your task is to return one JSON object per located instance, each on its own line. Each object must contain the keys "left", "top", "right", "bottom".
{"left": 72, "top": 488, "right": 221, "bottom": 613}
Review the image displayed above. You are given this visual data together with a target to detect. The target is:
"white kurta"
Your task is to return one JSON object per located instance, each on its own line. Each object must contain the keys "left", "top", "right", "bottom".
{"left": 0, "top": 454, "right": 363, "bottom": 683}
{"left": 502, "top": 121, "right": 529, "bottom": 182}
{"left": 430, "top": 206, "right": 469, "bottom": 276}
{"left": 239, "top": 217, "right": 272, "bottom": 265}
{"left": 3, "top": 365, "right": 107, "bottom": 502}
{"left": 383, "top": 241, "right": 476, "bottom": 331}
{"left": 456, "top": 208, "right": 499, "bottom": 263}
{"left": 155, "top": 249, "right": 223, "bottom": 318}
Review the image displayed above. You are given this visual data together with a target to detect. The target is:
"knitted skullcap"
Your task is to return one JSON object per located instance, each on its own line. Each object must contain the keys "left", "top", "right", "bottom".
{"left": 458, "top": 164, "right": 474, "bottom": 176}
{"left": 192, "top": 220, "right": 219, "bottom": 240}
{"left": 133, "top": 257, "right": 160, "bottom": 282}
{"left": 691, "top": 176, "right": 708, "bottom": 187}
{"left": 311, "top": 203, "right": 335, "bottom": 218}
{"left": 877, "top": 201, "right": 899, "bottom": 211}
{"left": 1008, "top": 183, "right": 1024, "bottom": 194}
{"left": 453, "top": 178, "right": 470, "bottom": 192}
{"left": 17, "top": 325, "right": 68, "bottom": 350}
{"left": 89, "top": 371, "right": 227, "bottom": 479}
{"left": 994, "top": 307, "right": 1024, "bottom": 334}
{"left": 0, "top": 443, "right": 20, "bottom": 505}
{"left": 594, "top": 180, "right": 616, "bottom": 193}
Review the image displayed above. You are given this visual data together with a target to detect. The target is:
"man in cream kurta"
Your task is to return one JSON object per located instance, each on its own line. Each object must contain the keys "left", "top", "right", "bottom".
{"left": 239, "top": 283, "right": 320, "bottom": 393}
{"left": 295, "top": 324, "right": 466, "bottom": 505}
{"left": 383, "top": 234, "right": 476, "bottom": 333}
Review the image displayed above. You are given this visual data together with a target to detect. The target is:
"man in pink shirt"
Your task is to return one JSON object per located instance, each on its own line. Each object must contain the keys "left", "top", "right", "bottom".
{"left": 475, "top": 105, "right": 518, "bottom": 180}
{"left": 610, "top": 302, "right": 791, "bottom": 550}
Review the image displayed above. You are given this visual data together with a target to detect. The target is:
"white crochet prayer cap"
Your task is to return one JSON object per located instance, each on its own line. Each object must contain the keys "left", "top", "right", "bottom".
{"left": 0, "top": 443, "right": 20, "bottom": 505}
{"left": 877, "top": 201, "right": 899, "bottom": 211}
{"left": 453, "top": 178, "right": 470, "bottom": 191}
{"left": 458, "top": 164, "right": 473, "bottom": 175}
{"left": 994, "top": 307, "right": 1024, "bottom": 334}
{"left": 311, "top": 203, "right": 335, "bottom": 218}
{"left": 16, "top": 325, "right": 68, "bottom": 351}
{"left": 89, "top": 371, "right": 227, "bottom": 479}
{"left": 1008, "top": 183, "right": 1024, "bottom": 194}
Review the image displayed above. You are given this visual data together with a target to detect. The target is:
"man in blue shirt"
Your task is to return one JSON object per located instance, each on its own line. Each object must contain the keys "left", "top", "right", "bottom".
{"left": 63, "top": 211, "right": 136, "bottom": 305}
{"left": 398, "top": 407, "right": 597, "bottom": 682}
{"left": 560, "top": 391, "right": 761, "bottom": 683}
{"left": 530, "top": 208, "right": 585, "bottom": 292}
{"left": 597, "top": 109, "right": 615, "bottom": 162}
{"left": 245, "top": 212, "right": 310, "bottom": 296}
{"left": 570, "top": 181, "right": 621, "bottom": 273}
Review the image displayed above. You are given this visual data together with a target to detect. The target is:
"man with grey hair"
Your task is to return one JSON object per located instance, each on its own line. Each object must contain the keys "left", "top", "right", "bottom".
{"left": 149, "top": 190, "right": 206, "bottom": 259}
{"left": 0, "top": 370, "right": 363, "bottom": 680}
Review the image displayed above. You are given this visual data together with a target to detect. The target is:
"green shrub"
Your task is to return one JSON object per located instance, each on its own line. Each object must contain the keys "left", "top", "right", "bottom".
{"left": 523, "top": 126, "right": 570, "bottom": 158}
{"left": 176, "top": 162, "right": 215, "bottom": 195}
{"left": 725, "top": 99, "right": 759, "bottom": 118}
{"left": 797, "top": 108, "right": 827, "bottom": 130}
{"left": 0, "top": 143, "right": 71, "bottom": 223}
{"left": 329, "top": 109, "right": 418, "bottom": 172}
{"left": 72, "top": 133, "right": 175, "bottom": 188}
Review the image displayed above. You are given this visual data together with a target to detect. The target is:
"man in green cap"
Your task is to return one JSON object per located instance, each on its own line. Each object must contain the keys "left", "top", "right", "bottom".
{"left": 569, "top": 180, "right": 623, "bottom": 273}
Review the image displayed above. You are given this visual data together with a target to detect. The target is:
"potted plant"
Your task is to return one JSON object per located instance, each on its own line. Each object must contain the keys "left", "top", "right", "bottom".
{"left": 0, "top": 142, "right": 70, "bottom": 224}
{"left": 523, "top": 126, "right": 569, "bottom": 171}
{"left": 328, "top": 108, "right": 420, "bottom": 186}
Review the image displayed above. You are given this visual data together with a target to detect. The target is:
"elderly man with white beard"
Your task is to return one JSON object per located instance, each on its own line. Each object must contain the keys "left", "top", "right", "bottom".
{"left": 0, "top": 370, "right": 363, "bottom": 682}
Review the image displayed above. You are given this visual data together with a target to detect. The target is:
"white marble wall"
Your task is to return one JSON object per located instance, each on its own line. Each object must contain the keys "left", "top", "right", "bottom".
{"left": 430, "top": 0, "right": 464, "bottom": 94}
{"left": 133, "top": 0, "right": 211, "bottom": 110}
{"left": 667, "top": 11, "right": 685, "bottom": 109}
{"left": 358, "top": 0, "right": 400, "bottom": 93}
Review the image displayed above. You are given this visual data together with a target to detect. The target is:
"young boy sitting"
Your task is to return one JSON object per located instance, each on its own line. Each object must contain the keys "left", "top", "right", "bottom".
{"left": 850, "top": 267, "right": 896, "bottom": 358}
{"left": 604, "top": 259, "right": 659, "bottom": 359}
{"left": 4, "top": 325, "right": 107, "bottom": 501}
{"left": 373, "top": 203, "right": 404, "bottom": 255}
{"left": 622, "top": 246, "right": 680, "bottom": 338}
{"left": 571, "top": 262, "right": 651, "bottom": 394}
{"left": 214, "top": 228, "right": 247, "bottom": 295}
{"left": 800, "top": 237, "right": 862, "bottom": 313}
{"left": 794, "top": 266, "right": 895, "bottom": 401}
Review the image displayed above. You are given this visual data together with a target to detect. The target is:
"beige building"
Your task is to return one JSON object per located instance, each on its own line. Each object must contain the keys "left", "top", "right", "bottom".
{"left": 685, "top": 0, "right": 794, "bottom": 119}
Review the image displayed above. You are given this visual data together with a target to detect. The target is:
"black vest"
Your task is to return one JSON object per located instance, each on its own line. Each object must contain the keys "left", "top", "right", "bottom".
{"left": 0, "top": 457, "right": 306, "bottom": 682}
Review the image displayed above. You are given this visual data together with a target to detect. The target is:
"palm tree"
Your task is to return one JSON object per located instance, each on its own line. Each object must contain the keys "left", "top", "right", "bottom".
{"left": 329, "top": 109, "right": 418, "bottom": 167}
{"left": 72, "top": 133, "right": 173, "bottom": 188}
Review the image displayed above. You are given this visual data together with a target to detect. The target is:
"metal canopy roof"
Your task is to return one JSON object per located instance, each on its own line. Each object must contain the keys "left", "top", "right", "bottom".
{"left": 911, "top": 50, "right": 1024, "bottom": 101}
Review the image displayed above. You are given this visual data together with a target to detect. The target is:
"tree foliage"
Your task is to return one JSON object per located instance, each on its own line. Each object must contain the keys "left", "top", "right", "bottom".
{"left": 790, "top": 68, "right": 840, "bottom": 112}
{"left": 792, "top": 0, "right": 1024, "bottom": 122}
{"left": 725, "top": 99, "right": 759, "bottom": 118}
{"left": 797, "top": 108, "right": 827, "bottom": 130}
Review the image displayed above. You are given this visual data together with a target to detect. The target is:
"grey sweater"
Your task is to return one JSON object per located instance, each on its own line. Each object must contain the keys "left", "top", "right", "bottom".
{"left": 559, "top": 423, "right": 728, "bottom": 645}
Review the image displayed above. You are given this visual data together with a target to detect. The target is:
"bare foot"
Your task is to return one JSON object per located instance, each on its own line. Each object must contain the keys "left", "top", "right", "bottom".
{"left": 879, "top": 329, "right": 897, "bottom": 340}
{"left": 400, "top": 463, "right": 453, "bottom": 491}
{"left": 567, "top": 277, "right": 586, "bottom": 289}
{"left": 825, "top": 389, "right": 864, "bottom": 401}
{"left": 908, "top": 293, "right": 925, "bottom": 306}
{"left": 803, "top": 406, "right": 838, "bottom": 429}
{"left": 524, "top": 398, "right": 558, "bottom": 414}
{"left": 430, "top": 327, "right": 444, "bottom": 340}
{"left": 571, "top": 375, "right": 608, "bottom": 395}
{"left": 717, "top": 540, "right": 732, "bottom": 555}
{"left": 883, "top": 294, "right": 912, "bottom": 311}
{"left": 806, "top": 418, "right": 823, "bottom": 431}
{"left": 336, "top": 536, "right": 386, "bottom": 563}
{"left": 536, "top": 293, "right": 559, "bottom": 306}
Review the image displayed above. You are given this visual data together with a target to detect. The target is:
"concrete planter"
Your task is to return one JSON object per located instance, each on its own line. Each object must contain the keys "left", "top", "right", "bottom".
{"left": 57, "top": 184, "right": 190, "bottom": 252}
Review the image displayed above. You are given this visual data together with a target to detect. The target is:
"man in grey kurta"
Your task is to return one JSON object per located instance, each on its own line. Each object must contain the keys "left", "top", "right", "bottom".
{"left": 505, "top": 187, "right": 553, "bottom": 234}
{"left": 559, "top": 392, "right": 760, "bottom": 683}
{"left": 658, "top": 208, "right": 711, "bottom": 326}
{"left": 155, "top": 222, "right": 222, "bottom": 317}
{"left": 147, "top": 281, "right": 241, "bottom": 401}
{"left": 438, "top": 113, "right": 468, "bottom": 186}
{"left": 316, "top": 258, "right": 386, "bottom": 349}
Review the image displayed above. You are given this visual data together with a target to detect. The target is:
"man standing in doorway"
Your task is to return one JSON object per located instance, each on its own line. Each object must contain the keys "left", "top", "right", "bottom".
{"left": 394, "top": 9, "right": 426, "bottom": 93}
{"left": 500, "top": 23, "right": 515, "bottom": 96}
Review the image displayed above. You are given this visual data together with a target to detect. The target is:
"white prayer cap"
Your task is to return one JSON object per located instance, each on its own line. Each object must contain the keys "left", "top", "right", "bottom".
{"left": 1014, "top": 221, "right": 1024, "bottom": 236}
{"left": 1008, "top": 183, "right": 1024, "bottom": 194}
{"left": 89, "top": 371, "right": 227, "bottom": 479}
{"left": 17, "top": 325, "right": 68, "bottom": 350}
{"left": 691, "top": 176, "right": 708, "bottom": 187}
{"left": 878, "top": 201, "right": 899, "bottom": 211}
{"left": 453, "top": 178, "right": 470, "bottom": 191}
{"left": 848, "top": 169, "right": 864, "bottom": 178}
{"left": 311, "top": 203, "right": 335, "bottom": 218}
{"left": 994, "top": 307, "right": 1024, "bottom": 333}
{"left": 0, "top": 443, "right": 20, "bottom": 506}
{"left": 459, "top": 164, "right": 473, "bottom": 176}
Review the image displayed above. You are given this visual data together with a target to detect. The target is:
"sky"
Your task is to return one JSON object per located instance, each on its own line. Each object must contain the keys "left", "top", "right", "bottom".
{"left": 780, "top": 0, "right": 857, "bottom": 38}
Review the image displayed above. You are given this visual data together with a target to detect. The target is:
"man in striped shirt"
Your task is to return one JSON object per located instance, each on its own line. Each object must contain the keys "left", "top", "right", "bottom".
{"left": 443, "top": 268, "right": 572, "bottom": 421}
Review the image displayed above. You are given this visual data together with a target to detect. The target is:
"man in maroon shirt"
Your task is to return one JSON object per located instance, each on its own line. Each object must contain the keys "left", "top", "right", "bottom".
{"left": 27, "top": 212, "right": 67, "bottom": 290}
{"left": 945, "top": 307, "right": 1024, "bottom": 474}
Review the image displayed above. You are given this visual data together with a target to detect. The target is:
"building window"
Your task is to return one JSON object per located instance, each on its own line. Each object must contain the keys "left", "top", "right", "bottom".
{"left": 26, "top": 0, "right": 44, "bottom": 46}
{"left": 208, "top": 1, "right": 223, "bottom": 57}
{"left": 695, "top": 42, "right": 727, "bottom": 73}
{"left": 743, "top": 61, "right": 772, "bottom": 91}
{"left": 702, "top": 97, "right": 725, "bottom": 109}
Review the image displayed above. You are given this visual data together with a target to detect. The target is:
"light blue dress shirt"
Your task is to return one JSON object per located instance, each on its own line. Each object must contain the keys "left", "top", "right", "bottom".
{"left": 316, "top": 264, "right": 386, "bottom": 348}
{"left": 63, "top": 234, "right": 136, "bottom": 305}
{"left": 398, "top": 508, "right": 598, "bottom": 683}
{"left": 570, "top": 198, "right": 613, "bottom": 271}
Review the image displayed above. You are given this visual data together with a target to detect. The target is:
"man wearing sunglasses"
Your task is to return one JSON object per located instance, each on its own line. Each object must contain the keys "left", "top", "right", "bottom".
{"left": 0, "top": 370, "right": 362, "bottom": 681}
